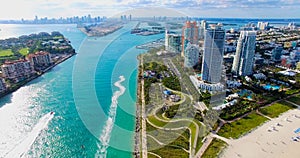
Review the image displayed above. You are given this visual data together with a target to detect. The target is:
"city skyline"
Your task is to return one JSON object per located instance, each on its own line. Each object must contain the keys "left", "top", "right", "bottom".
{"left": 1, "top": 0, "right": 300, "bottom": 20}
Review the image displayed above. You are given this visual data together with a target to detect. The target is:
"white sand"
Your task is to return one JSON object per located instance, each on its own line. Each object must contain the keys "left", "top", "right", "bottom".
{"left": 221, "top": 109, "right": 300, "bottom": 158}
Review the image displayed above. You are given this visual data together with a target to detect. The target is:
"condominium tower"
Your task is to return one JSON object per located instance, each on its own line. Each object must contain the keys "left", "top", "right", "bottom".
{"left": 181, "top": 21, "right": 199, "bottom": 56}
{"left": 232, "top": 31, "right": 256, "bottom": 76}
{"left": 201, "top": 24, "right": 225, "bottom": 83}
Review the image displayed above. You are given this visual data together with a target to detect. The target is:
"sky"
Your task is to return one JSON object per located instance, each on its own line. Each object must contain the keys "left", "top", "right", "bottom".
{"left": 0, "top": 0, "right": 299, "bottom": 20}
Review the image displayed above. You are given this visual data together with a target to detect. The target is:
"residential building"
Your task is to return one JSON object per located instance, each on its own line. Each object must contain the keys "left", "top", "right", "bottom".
{"left": 1, "top": 59, "right": 34, "bottom": 82}
{"left": 190, "top": 75, "right": 224, "bottom": 92}
{"left": 184, "top": 43, "right": 200, "bottom": 68}
{"left": 0, "top": 78, "right": 6, "bottom": 93}
{"left": 201, "top": 24, "right": 225, "bottom": 83}
{"left": 254, "top": 53, "right": 264, "bottom": 67}
{"left": 281, "top": 56, "right": 292, "bottom": 68}
{"left": 271, "top": 46, "right": 283, "bottom": 62}
{"left": 181, "top": 21, "right": 199, "bottom": 56}
{"left": 232, "top": 31, "right": 256, "bottom": 76}
{"left": 257, "top": 22, "right": 269, "bottom": 30}
{"left": 253, "top": 73, "right": 267, "bottom": 80}
{"left": 199, "top": 20, "right": 207, "bottom": 40}
{"left": 226, "top": 80, "right": 242, "bottom": 88}
{"left": 26, "top": 51, "right": 52, "bottom": 69}
{"left": 165, "top": 31, "right": 181, "bottom": 53}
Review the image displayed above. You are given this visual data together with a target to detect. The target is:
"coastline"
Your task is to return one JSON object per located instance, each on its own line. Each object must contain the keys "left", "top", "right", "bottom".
{"left": 134, "top": 55, "right": 142, "bottom": 158}
{"left": 0, "top": 53, "right": 76, "bottom": 99}
{"left": 221, "top": 108, "right": 300, "bottom": 158}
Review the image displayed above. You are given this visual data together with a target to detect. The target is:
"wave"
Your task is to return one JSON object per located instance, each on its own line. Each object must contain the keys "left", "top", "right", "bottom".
{"left": 4, "top": 112, "right": 55, "bottom": 158}
{"left": 95, "top": 76, "right": 126, "bottom": 157}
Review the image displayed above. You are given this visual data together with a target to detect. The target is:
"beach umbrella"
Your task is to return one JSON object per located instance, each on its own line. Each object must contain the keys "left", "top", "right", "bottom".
{"left": 294, "top": 128, "right": 300, "bottom": 134}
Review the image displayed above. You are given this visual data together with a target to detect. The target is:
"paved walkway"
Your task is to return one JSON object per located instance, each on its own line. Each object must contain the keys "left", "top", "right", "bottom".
{"left": 147, "top": 134, "right": 165, "bottom": 146}
{"left": 194, "top": 133, "right": 214, "bottom": 158}
{"left": 148, "top": 152, "right": 162, "bottom": 158}
{"left": 140, "top": 56, "right": 148, "bottom": 158}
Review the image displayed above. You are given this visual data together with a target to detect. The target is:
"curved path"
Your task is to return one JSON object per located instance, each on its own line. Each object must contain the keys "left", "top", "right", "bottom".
{"left": 146, "top": 87, "right": 205, "bottom": 158}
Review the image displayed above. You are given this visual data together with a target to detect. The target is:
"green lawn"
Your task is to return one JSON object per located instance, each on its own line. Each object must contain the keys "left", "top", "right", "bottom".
{"left": 19, "top": 47, "right": 29, "bottom": 56}
{"left": 285, "top": 89, "right": 300, "bottom": 95}
{"left": 0, "top": 49, "right": 14, "bottom": 57}
{"left": 259, "top": 101, "right": 296, "bottom": 118}
{"left": 151, "top": 146, "right": 189, "bottom": 158}
{"left": 218, "top": 112, "right": 268, "bottom": 139}
{"left": 288, "top": 95, "right": 300, "bottom": 105}
{"left": 146, "top": 122, "right": 190, "bottom": 158}
{"left": 202, "top": 138, "right": 227, "bottom": 158}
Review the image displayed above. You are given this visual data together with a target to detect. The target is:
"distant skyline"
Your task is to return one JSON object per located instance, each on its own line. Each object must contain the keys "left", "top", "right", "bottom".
{"left": 0, "top": 0, "right": 300, "bottom": 20}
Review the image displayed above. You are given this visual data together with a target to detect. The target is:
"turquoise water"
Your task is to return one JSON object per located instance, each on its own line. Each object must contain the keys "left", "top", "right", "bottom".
{"left": 0, "top": 23, "right": 163, "bottom": 157}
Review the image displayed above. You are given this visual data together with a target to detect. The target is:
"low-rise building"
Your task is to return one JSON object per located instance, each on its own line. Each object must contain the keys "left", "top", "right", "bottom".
{"left": 226, "top": 80, "right": 242, "bottom": 88}
{"left": 1, "top": 59, "right": 34, "bottom": 82}
{"left": 190, "top": 75, "right": 224, "bottom": 92}
{"left": 253, "top": 73, "right": 267, "bottom": 80}
{"left": 169, "top": 95, "right": 181, "bottom": 102}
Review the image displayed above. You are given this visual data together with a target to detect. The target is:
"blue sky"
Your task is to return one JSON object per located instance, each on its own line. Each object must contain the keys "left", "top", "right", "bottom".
{"left": 0, "top": 0, "right": 299, "bottom": 20}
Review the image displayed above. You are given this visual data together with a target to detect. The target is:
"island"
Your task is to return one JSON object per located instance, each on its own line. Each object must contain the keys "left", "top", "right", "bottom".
{"left": 77, "top": 20, "right": 123, "bottom": 37}
{"left": 0, "top": 31, "right": 76, "bottom": 98}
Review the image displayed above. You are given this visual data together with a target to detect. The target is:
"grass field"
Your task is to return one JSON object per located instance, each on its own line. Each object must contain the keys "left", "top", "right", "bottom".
{"left": 259, "top": 101, "right": 296, "bottom": 118}
{"left": 19, "top": 47, "right": 29, "bottom": 56}
{"left": 0, "top": 49, "right": 14, "bottom": 57}
{"left": 218, "top": 112, "right": 268, "bottom": 139}
{"left": 146, "top": 122, "right": 190, "bottom": 158}
{"left": 201, "top": 138, "right": 227, "bottom": 158}
{"left": 287, "top": 95, "right": 300, "bottom": 105}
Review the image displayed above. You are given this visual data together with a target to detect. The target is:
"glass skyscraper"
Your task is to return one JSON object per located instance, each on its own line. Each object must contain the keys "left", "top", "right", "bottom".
{"left": 201, "top": 25, "right": 225, "bottom": 84}
{"left": 184, "top": 43, "right": 200, "bottom": 68}
{"left": 232, "top": 31, "right": 256, "bottom": 76}
{"left": 181, "top": 21, "right": 199, "bottom": 56}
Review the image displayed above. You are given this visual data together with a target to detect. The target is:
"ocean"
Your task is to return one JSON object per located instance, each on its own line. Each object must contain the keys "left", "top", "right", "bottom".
{"left": 0, "top": 23, "right": 163, "bottom": 157}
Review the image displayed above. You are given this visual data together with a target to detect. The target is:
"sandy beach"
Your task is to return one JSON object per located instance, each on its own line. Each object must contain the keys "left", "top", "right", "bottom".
{"left": 221, "top": 109, "right": 300, "bottom": 158}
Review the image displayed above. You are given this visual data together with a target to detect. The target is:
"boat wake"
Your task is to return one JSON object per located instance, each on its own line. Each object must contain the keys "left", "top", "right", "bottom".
{"left": 95, "top": 76, "right": 126, "bottom": 157}
{"left": 4, "top": 112, "right": 55, "bottom": 158}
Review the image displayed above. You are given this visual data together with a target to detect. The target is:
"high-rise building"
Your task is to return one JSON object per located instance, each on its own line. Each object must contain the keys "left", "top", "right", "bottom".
{"left": 184, "top": 43, "right": 200, "bottom": 67}
{"left": 257, "top": 22, "right": 269, "bottom": 30}
{"left": 199, "top": 20, "right": 207, "bottom": 40}
{"left": 201, "top": 24, "right": 225, "bottom": 83}
{"left": 181, "top": 21, "right": 199, "bottom": 56}
{"left": 232, "top": 31, "right": 256, "bottom": 76}
{"left": 165, "top": 30, "right": 181, "bottom": 53}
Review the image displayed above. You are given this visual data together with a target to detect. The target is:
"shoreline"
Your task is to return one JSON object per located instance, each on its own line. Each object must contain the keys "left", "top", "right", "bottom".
{"left": 0, "top": 53, "right": 76, "bottom": 99}
{"left": 221, "top": 108, "right": 300, "bottom": 158}
{"left": 134, "top": 55, "right": 142, "bottom": 158}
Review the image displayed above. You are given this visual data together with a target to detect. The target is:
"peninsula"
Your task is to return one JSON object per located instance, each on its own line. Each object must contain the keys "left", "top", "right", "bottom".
{"left": 0, "top": 31, "right": 76, "bottom": 98}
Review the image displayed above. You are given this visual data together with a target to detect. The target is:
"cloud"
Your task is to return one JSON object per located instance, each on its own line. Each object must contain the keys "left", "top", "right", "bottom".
{"left": 0, "top": 0, "right": 299, "bottom": 19}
